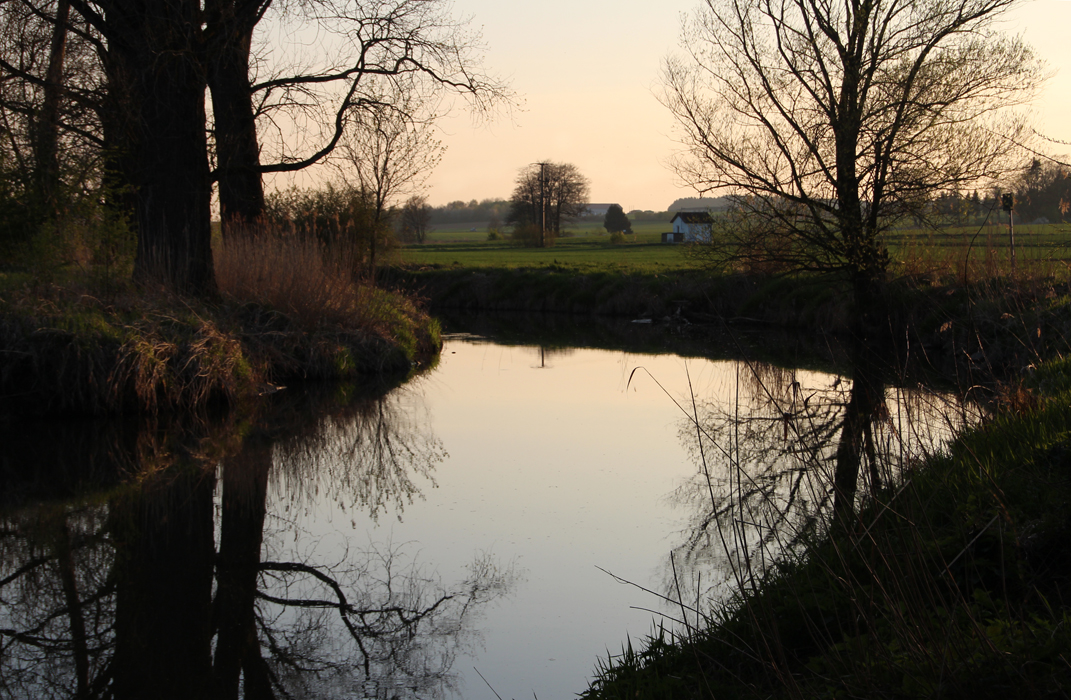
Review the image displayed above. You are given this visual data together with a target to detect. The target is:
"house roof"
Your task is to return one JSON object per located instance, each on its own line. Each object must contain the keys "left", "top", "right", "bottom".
{"left": 671, "top": 211, "right": 713, "bottom": 224}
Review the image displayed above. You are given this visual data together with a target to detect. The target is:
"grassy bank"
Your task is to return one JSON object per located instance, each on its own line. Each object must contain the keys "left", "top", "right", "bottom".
{"left": 583, "top": 355, "right": 1071, "bottom": 699}
{"left": 0, "top": 235, "right": 441, "bottom": 417}
{"left": 393, "top": 261, "right": 1071, "bottom": 386}
{"left": 565, "top": 229, "right": 1071, "bottom": 698}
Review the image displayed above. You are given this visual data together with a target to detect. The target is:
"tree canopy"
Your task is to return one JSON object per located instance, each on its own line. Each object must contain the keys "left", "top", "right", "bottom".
{"left": 603, "top": 203, "right": 632, "bottom": 233}
{"left": 0, "top": 0, "right": 509, "bottom": 295}
{"left": 662, "top": 0, "right": 1043, "bottom": 302}
{"left": 507, "top": 161, "right": 590, "bottom": 247}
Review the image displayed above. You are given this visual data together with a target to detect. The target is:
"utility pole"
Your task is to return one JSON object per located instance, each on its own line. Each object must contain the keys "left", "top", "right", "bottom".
{"left": 539, "top": 162, "right": 546, "bottom": 248}
{"left": 1002, "top": 192, "right": 1016, "bottom": 274}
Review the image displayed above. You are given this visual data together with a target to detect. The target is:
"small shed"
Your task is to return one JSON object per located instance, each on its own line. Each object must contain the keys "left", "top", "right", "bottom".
{"left": 666, "top": 211, "right": 713, "bottom": 243}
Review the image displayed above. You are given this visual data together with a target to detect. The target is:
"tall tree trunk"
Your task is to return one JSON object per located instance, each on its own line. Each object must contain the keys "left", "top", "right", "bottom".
{"left": 35, "top": 0, "right": 70, "bottom": 214}
{"left": 107, "top": 0, "right": 216, "bottom": 296}
{"left": 212, "top": 438, "right": 273, "bottom": 700}
{"left": 206, "top": 3, "right": 265, "bottom": 238}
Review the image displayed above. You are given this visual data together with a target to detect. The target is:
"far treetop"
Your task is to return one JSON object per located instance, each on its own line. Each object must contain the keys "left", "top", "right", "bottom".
{"left": 425, "top": 196, "right": 731, "bottom": 226}
{"left": 668, "top": 197, "right": 732, "bottom": 212}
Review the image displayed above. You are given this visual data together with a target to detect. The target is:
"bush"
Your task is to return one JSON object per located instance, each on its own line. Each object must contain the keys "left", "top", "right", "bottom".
{"left": 510, "top": 223, "right": 555, "bottom": 247}
{"left": 264, "top": 184, "right": 396, "bottom": 277}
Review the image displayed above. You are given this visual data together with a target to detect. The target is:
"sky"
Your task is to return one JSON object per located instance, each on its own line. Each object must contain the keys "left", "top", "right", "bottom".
{"left": 420, "top": 0, "right": 1071, "bottom": 212}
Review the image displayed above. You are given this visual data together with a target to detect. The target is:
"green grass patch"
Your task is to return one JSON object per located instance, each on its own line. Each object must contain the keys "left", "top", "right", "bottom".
{"left": 399, "top": 234, "right": 699, "bottom": 274}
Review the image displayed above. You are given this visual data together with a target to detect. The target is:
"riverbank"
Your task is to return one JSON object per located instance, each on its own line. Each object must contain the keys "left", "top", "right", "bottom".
{"left": 390, "top": 263, "right": 1071, "bottom": 698}
{"left": 0, "top": 279, "right": 441, "bottom": 416}
{"left": 391, "top": 264, "right": 1071, "bottom": 382}
{"left": 582, "top": 353, "right": 1071, "bottom": 699}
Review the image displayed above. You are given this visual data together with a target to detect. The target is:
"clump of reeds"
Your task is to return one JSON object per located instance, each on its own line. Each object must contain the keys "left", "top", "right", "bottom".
{"left": 0, "top": 288, "right": 254, "bottom": 416}
{"left": 215, "top": 232, "right": 365, "bottom": 331}
{"left": 215, "top": 230, "right": 440, "bottom": 380}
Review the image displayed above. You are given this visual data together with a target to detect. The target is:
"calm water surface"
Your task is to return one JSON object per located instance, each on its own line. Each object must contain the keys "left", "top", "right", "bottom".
{"left": 289, "top": 337, "right": 721, "bottom": 699}
{"left": 0, "top": 332, "right": 973, "bottom": 699}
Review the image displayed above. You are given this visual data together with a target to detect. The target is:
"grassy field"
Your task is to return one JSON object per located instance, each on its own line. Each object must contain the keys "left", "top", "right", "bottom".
{"left": 400, "top": 223, "right": 697, "bottom": 274}
{"left": 422, "top": 220, "right": 669, "bottom": 243}
{"left": 403, "top": 221, "right": 1071, "bottom": 279}
{"left": 886, "top": 222, "right": 1071, "bottom": 279}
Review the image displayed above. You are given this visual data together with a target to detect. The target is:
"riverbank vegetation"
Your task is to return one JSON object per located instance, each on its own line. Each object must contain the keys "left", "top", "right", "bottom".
{"left": 0, "top": 232, "right": 440, "bottom": 417}
{"left": 582, "top": 353, "right": 1071, "bottom": 699}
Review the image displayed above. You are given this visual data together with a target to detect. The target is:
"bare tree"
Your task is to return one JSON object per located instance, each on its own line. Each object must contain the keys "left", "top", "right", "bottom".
{"left": 215, "top": 0, "right": 508, "bottom": 238}
{"left": 336, "top": 85, "right": 445, "bottom": 279}
{"left": 399, "top": 195, "right": 433, "bottom": 244}
{"left": 507, "top": 161, "right": 590, "bottom": 247}
{"left": 0, "top": 0, "right": 109, "bottom": 261}
{"left": 662, "top": 0, "right": 1043, "bottom": 314}
{"left": 0, "top": 0, "right": 507, "bottom": 295}
{"left": 662, "top": 0, "right": 1042, "bottom": 521}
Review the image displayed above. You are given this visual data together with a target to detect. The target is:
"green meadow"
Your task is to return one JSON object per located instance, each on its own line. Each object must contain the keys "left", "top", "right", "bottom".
{"left": 401, "top": 221, "right": 1071, "bottom": 279}
{"left": 400, "top": 221, "right": 697, "bottom": 273}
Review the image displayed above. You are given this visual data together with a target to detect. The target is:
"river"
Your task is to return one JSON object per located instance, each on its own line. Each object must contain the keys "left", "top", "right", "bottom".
{"left": 0, "top": 325, "right": 976, "bottom": 699}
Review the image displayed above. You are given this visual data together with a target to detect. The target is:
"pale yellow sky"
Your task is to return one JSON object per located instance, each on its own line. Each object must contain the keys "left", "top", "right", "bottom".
{"left": 422, "top": 0, "right": 1071, "bottom": 212}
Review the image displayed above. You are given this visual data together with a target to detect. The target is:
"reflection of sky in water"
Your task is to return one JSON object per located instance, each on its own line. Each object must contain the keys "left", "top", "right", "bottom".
{"left": 0, "top": 337, "right": 973, "bottom": 699}
{"left": 272, "top": 339, "right": 726, "bottom": 700}
{"left": 266, "top": 338, "right": 974, "bottom": 699}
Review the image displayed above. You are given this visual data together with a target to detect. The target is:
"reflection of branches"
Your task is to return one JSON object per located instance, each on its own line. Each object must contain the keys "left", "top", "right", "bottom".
{"left": 274, "top": 384, "right": 447, "bottom": 521}
{"left": 0, "top": 506, "right": 114, "bottom": 700}
{"left": 0, "top": 379, "right": 502, "bottom": 700}
{"left": 666, "top": 358, "right": 981, "bottom": 606}
{"left": 255, "top": 545, "right": 517, "bottom": 700}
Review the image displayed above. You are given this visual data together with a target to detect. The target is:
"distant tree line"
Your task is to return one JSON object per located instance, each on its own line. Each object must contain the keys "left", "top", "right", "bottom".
{"left": 920, "top": 159, "right": 1070, "bottom": 226}
{"left": 1010, "top": 159, "right": 1070, "bottom": 224}
{"left": 425, "top": 200, "right": 676, "bottom": 225}
{"left": 427, "top": 199, "right": 512, "bottom": 225}
{"left": 668, "top": 197, "right": 732, "bottom": 212}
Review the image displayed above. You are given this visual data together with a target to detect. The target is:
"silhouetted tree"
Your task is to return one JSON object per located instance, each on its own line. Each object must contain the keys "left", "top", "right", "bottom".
{"left": 603, "top": 203, "right": 631, "bottom": 233}
{"left": 399, "top": 195, "right": 433, "bottom": 244}
{"left": 662, "top": 0, "right": 1042, "bottom": 520}
{"left": 507, "top": 161, "right": 589, "bottom": 247}
{"left": 1013, "top": 158, "right": 1071, "bottom": 223}
{"left": 337, "top": 86, "right": 445, "bottom": 279}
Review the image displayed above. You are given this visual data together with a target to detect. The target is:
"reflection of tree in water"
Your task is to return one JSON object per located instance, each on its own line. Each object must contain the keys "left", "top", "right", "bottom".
{"left": 0, "top": 381, "right": 512, "bottom": 700}
{"left": 0, "top": 505, "right": 114, "bottom": 698}
{"left": 665, "top": 356, "right": 980, "bottom": 606}
{"left": 257, "top": 545, "right": 515, "bottom": 699}
{"left": 527, "top": 345, "right": 575, "bottom": 369}
{"left": 272, "top": 381, "right": 448, "bottom": 521}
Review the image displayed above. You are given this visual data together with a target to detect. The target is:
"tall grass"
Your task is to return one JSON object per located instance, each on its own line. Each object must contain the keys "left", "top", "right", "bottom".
{"left": 215, "top": 233, "right": 370, "bottom": 331}
{"left": 585, "top": 344, "right": 1071, "bottom": 699}
{"left": 214, "top": 231, "right": 440, "bottom": 375}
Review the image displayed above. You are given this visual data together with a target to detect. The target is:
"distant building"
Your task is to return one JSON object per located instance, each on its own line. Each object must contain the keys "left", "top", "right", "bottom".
{"left": 583, "top": 203, "right": 615, "bottom": 217}
{"left": 663, "top": 211, "right": 713, "bottom": 243}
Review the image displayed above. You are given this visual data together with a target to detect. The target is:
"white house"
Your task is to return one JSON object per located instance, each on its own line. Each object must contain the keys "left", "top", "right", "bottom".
{"left": 663, "top": 211, "right": 713, "bottom": 243}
